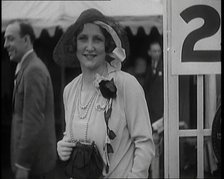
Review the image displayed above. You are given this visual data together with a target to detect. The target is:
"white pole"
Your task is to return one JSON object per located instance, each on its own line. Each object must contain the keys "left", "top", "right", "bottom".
{"left": 204, "top": 75, "right": 218, "bottom": 174}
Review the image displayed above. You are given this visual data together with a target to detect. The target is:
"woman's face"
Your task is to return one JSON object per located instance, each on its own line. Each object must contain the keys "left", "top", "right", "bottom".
{"left": 76, "top": 23, "right": 106, "bottom": 71}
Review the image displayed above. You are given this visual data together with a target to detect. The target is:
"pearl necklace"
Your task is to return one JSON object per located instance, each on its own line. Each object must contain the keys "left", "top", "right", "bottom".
{"left": 69, "top": 77, "right": 97, "bottom": 141}
{"left": 78, "top": 78, "right": 97, "bottom": 119}
{"left": 79, "top": 91, "right": 97, "bottom": 110}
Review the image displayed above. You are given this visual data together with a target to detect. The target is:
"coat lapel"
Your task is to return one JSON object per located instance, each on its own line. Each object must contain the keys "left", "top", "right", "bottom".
{"left": 12, "top": 52, "right": 37, "bottom": 106}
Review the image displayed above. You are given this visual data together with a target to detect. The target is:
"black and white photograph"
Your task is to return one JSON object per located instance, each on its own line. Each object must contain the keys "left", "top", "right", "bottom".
{"left": 1, "top": 0, "right": 221, "bottom": 179}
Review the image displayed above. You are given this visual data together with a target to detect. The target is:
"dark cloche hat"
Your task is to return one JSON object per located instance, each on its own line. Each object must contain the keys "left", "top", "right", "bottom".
{"left": 53, "top": 8, "right": 129, "bottom": 67}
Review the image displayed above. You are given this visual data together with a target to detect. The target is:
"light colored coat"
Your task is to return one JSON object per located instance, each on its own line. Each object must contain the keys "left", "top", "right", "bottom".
{"left": 63, "top": 64, "right": 155, "bottom": 178}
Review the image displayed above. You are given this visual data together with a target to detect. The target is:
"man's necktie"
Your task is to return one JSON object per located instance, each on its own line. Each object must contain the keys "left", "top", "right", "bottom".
{"left": 12, "top": 72, "right": 18, "bottom": 112}
{"left": 14, "top": 73, "right": 18, "bottom": 87}
{"left": 152, "top": 60, "right": 156, "bottom": 75}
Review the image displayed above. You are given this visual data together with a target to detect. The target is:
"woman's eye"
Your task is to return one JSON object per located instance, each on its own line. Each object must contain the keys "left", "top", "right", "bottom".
{"left": 94, "top": 36, "right": 104, "bottom": 42}
{"left": 77, "top": 35, "right": 87, "bottom": 41}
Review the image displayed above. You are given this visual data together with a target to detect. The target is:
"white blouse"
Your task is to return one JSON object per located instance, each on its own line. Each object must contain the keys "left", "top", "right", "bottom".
{"left": 62, "top": 63, "right": 155, "bottom": 178}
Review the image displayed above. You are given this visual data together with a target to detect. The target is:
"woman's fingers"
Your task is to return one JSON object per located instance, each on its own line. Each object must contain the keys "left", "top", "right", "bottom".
{"left": 58, "top": 140, "right": 76, "bottom": 147}
{"left": 61, "top": 150, "right": 72, "bottom": 155}
{"left": 59, "top": 153, "right": 71, "bottom": 161}
{"left": 60, "top": 155, "right": 70, "bottom": 161}
{"left": 57, "top": 139, "right": 76, "bottom": 161}
{"left": 61, "top": 147, "right": 73, "bottom": 152}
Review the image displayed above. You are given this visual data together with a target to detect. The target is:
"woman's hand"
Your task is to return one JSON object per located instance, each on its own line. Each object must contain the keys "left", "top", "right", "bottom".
{"left": 57, "top": 139, "right": 76, "bottom": 161}
{"left": 15, "top": 167, "right": 29, "bottom": 179}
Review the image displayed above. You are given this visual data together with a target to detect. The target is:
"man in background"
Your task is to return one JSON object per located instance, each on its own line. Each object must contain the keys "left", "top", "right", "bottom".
{"left": 4, "top": 20, "right": 57, "bottom": 179}
{"left": 144, "top": 40, "right": 163, "bottom": 124}
{"left": 144, "top": 40, "right": 164, "bottom": 178}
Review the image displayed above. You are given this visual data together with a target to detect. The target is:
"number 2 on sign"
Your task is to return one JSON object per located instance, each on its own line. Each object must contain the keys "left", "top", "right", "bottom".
{"left": 180, "top": 5, "right": 221, "bottom": 62}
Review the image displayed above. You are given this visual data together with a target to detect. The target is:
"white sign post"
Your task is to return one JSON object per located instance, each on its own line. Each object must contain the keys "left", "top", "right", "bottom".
{"left": 164, "top": 0, "right": 221, "bottom": 178}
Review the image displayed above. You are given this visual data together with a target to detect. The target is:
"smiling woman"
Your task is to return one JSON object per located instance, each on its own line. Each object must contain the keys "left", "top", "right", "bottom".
{"left": 76, "top": 23, "right": 107, "bottom": 72}
{"left": 54, "top": 8, "right": 155, "bottom": 179}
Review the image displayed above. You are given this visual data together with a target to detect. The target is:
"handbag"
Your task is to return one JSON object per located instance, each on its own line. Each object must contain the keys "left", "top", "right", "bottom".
{"left": 65, "top": 141, "right": 104, "bottom": 179}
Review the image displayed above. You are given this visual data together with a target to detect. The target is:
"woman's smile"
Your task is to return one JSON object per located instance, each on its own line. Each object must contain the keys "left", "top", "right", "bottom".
{"left": 83, "top": 53, "right": 97, "bottom": 60}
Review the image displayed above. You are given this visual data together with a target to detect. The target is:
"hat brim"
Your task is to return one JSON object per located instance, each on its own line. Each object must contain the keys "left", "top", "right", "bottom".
{"left": 53, "top": 8, "right": 129, "bottom": 68}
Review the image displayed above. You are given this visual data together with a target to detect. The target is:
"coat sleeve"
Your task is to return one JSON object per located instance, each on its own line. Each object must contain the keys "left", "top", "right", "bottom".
{"left": 61, "top": 77, "right": 79, "bottom": 141}
{"left": 62, "top": 83, "right": 71, "bottom": 141}
{"left": 123, "top": 74, "right": 155, "bottom": 178}
{"left": 17, "top": 67, "right": 47, "bottom": 168}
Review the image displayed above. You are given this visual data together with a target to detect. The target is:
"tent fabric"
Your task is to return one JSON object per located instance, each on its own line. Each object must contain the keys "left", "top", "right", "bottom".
{"left": 2, "top": 0, "right": 163, "bottom": 37}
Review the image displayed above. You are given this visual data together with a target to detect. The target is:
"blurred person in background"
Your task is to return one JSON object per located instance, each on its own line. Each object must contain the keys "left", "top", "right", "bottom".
{"left": 144, "top": 40, "right": 164, "bottom": 178}
{"left": 144, "top": 40, "right": 163, "bottom": 123}
{"left": 4, "top": 20, "right": 57, "bottom": 179}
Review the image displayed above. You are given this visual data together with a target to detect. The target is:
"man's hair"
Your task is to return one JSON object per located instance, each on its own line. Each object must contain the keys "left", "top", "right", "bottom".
{"left": 9, "top": 20, "right": 36, "bottom": 44}
{"left": 149, "top": 40, "right": 162, "bottom": 50}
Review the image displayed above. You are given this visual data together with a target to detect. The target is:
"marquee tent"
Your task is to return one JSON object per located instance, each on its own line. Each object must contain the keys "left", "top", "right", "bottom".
{"left": 2, "top": 0, "right": 163, "bottom": 37}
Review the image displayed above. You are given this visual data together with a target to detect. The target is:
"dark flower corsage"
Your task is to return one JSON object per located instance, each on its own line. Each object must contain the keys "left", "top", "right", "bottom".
{"left": 94, "top": 74, "right": 117, "bottom": 173}
{"left": 99, "top": 79, "right": 117, "bottom": 99}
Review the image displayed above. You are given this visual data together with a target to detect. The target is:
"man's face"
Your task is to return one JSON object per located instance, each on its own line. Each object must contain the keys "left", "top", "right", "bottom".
{"left": 4, "top": 23, "right": 26, "bottom": 63}
{"left": 148, "top": 43, "right": 162, "bottom": 62}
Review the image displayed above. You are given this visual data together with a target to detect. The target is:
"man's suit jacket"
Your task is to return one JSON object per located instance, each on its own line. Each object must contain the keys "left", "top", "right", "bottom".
{"left": 11, "top": 52, "right": 57, "bottom": 175}
{"left": 144, "top": 58, "right": 164, "bottom": 123}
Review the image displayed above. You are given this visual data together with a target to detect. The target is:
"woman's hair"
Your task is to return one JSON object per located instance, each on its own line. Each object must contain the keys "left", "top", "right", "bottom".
{"left": 72, "top": 23, "right": 116, "bottom": 62}
{"left": 53, "top": 8, "right": 130, "bottom": 67}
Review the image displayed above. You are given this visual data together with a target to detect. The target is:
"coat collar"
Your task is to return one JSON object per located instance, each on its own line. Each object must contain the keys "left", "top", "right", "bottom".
{"left": 12, "top": 51, "right": 37, "bottom": 107}
{"left": 14, "top": 51, "right": 37, "bottom": 90}
{"left": 15, "top": 49, "right": 34, "bottom": 75}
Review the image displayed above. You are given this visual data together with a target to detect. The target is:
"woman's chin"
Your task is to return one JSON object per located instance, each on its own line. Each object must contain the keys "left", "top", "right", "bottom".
{"left": 82, "top": 62, "right": 98, "bottom": 71}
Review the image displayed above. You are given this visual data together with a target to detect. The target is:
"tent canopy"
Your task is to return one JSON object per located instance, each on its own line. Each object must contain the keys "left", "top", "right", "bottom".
{"left": 2, "top": 0, "right": 163, "bottom": 37}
